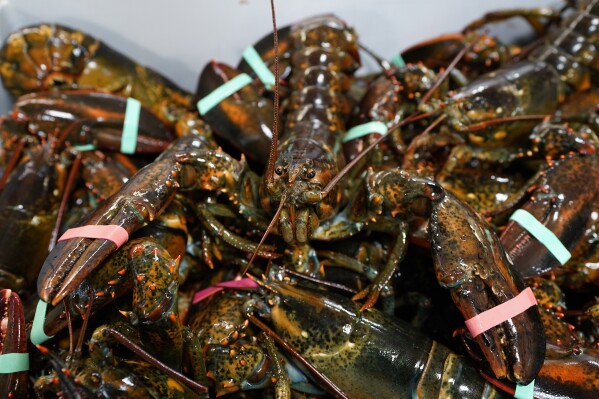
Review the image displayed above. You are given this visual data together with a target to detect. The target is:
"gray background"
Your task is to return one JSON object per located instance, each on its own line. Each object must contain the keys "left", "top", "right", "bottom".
{"left": 0, "top": 0, "right": 555, "bottom": 113}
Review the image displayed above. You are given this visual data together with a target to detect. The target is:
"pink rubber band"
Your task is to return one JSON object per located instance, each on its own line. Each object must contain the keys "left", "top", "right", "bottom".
{"left": 192, "top": 277, "right": 258, "bottom": 304}
{"left": 58, "top": 225, "right": 129, "bottom": 248}
{"left": 465, "top": 287, "right": 537, "bottom": 337}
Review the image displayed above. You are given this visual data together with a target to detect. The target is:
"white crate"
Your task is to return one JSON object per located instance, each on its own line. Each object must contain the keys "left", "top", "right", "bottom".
{"left": 0, "top": 0, "right": 555, "bottom": 113}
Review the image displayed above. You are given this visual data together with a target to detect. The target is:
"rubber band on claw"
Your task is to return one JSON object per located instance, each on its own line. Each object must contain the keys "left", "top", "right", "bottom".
{"left": 192, "top": 277, "right": 259, "bottom": 303}
{"left": 31, "top": 300, "right": 54, "bottom": 345}
{"left": 509, "top": 209, "right": 571, "bottom": 265}
{"left": 343, "top": 121, "right": 388, "bottom": 143}
{"left": 58, "top": 225, "right": 129, "bottom": 249}
{"left": 197, "top": 73, "right": 253, "bottom": 115}
{"left": 242, "top": 46, "right": 276, "bottom": 88}
{"left": 514, "top": 379, "right": 535, "bottom": 399}
{"left": 390, "top": 54, "right": 406, "bottom": 68}
{"left": 121, "top": 97, "right": 141, "bottom": 154}
{"left": 465, "top": 287, "right": 537, "bottom": 337}
{"left": 0, "top": 353, "right": 29, "bottom": 373}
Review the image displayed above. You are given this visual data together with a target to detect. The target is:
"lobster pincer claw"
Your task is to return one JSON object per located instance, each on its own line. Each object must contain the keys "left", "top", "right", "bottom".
{"left": 500, "top": 154, "right": 599, "bottom": 278}
{"left": 37, "top": 134, "right": 250, "bottom": 306}
{"left": 0, "top": 289, "right": 29, "bottom": 399}
{"left": 430, "top": 190, "right": 545, "bottom": 384}
{"left": 196, "top": 61, "right": 274, "bottom": 163}
{"left": 14, "top": 90, "right": 177, "bottom": 154}
{"left": 37, "top": 135, "right": 217, "bottom": 305}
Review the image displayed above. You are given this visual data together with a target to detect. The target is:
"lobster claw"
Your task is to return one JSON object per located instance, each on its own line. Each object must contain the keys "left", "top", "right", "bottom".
{"left": 37, "top": 135, "right": 207, "bottom": 306}
{"left": 37, "top": 134, "right": 234, "bottom": 306}
{"left": 195, "top": 61, "right": 274, "bottom": 163}
{"left": 501, "top": 154, "right": 599, "bottom": 277}
{"left": 15, "top": 90, "right": 176, "bottom": 154}
{"left": 0, "top": 289, "right": 28, "bottom": 399}
{"left": 430, "top": 190, "right": 545, "bottom": 384}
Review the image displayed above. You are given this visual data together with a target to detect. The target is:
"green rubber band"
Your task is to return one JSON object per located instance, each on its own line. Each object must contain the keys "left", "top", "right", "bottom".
{"left": 343, "top": 121, "right": 388, "bottom": 143}
{"left": 30, "top": 300, "right": 54, "bottom": 345}
{"left": 510, "top": 209, "right": 571, "bottom": 265}
{"left": 121, "top": 97, "right": 141, "bottom": 154}
{"left": 72, "top": 144, "right": 96, "bottom": 152}
{"left": 242, "top": 46, "right": 276, "bottom": 89}
{"left": 0, "top": 353, "right": 29, "bottom": 373}
{"left": 197, "top": 73, "right": 253, "bottom": 115}
{"left": 514, "top": 379, "right": 535, "bottom": 399}
{"left": 390, "top": 54, "right": 406, "bottom": 68}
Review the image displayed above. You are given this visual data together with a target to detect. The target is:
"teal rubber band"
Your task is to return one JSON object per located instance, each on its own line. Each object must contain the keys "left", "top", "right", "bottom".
{"left": 197, "top": 73, "right": 253, "bottom": 115}
{"left": 514, "top": 379, "right": 535, "bottom": 399}
{"left": 510, "top": 209, "right": 571, "bottom": 265}
{"left": 390, "top": 53, "right": 406, "bottom": 67}
{"left": 0, "top": 353, "right": 29, "bottom": 373}
{"left": 343, "top": 121, "right": 388, "bottom": 143}
{"left": 30, "top": 300, "right": 54, "bottom": 345}
{"left": 72, "top": 144, "right": 96, "bottom": 152}
{"left": 121, "top": 97, "right": 141, "bottom": 154}
{"left": 243, "top": 46, "right": 276, "bottom": 88}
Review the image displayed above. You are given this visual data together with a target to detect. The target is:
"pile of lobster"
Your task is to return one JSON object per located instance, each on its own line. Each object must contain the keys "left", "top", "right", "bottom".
{"left": 1, "top": 1, "right": 599, "bottom": 398}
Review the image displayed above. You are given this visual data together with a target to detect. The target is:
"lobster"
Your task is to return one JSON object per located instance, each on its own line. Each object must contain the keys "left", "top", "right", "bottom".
{"left": 29, "top": 9, "right": 548, "bottom": 387}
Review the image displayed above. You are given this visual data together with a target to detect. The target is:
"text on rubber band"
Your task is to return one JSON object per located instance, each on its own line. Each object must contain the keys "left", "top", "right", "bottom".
{"left": 121, "top": 97, "right": 141, "bottom": 154}
{"left": 58, "top": 225, "right": 129, "bottom": 248}
{"left": 243, "top": 46, "right": 276, "bottom": 88}
{"left": 509, "top": 209, "right": 571, "bottom": 265}
{"left": 197, "top": 73, "right": 253, "bottom": 115}
{"left": 343, "top": 121, "right": 388, "bottom": 143}
{"left": 31, "top": 300, "right": 54, "bottom": 345}
{"left": 465, "top": 287, "right": 537, "bottom": 337}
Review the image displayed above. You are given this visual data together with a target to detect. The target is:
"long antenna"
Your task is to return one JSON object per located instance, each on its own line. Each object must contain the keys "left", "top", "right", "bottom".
{"left": 242, "top": 195, "right": 286, "bottom": 275}
{"left": 243, "top": 0, "right": 282, "bottom": 275}
{"left": 264, "top": 0, "right": 280, "bottom": 186}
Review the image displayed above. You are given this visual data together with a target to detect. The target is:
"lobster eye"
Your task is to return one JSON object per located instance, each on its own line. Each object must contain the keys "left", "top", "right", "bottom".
{"left": 275, "top": 166, "right": 284, "bottom": 176}
{"left": 306, "top": 169, "right": 316, "bottom": 179}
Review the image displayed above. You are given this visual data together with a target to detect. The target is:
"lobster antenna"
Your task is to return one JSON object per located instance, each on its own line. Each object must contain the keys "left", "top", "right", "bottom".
{"left": 242, "top": 0, "right": 283, "bottom": 276}
{"left": 264, "top": 0, "right": 280, "bottom": 186}
{"left": 242, "top": 195, "right": 286, "bottom": 275}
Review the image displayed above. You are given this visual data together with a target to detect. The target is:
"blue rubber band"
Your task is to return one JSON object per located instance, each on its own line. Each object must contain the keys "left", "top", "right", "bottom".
{"left": 197, "top": 73, "right": 253, "bottom": 115}
{"left": 72, "top": 144, "right": 96, "bottom": 152}
{"left": 243, "top": 46, "right": 276, "bottom": 89}
{"left": 0, "top": 353, "right": 29, "bottom": 373}
{"left": 390, "top": 54, "right": 406, "bottom": 68}
{"left": 30, "top": 300, "right": 54, "bottom": 345}
{"left": 514, "top": 379, "right": 535, "bottom": 399}
{"left": 343, "top": 121, "right": 388, "bottom": 143}
{"left": 120, "top": 97, "right": 141, "bottom": 154}
{"left": 509, "top": 209, "right": 571, "bottom": 265}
